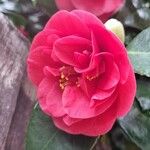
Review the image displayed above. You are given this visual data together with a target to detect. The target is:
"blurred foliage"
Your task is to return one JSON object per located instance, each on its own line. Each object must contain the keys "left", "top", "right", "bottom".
{"left": 115, "top": 0, "right": 150, "bottom": 30}
{"left": 115, "top": 0, "right": 150, "bottom": 46}
{"left": 0, "top": 0, "right": 55, "bottom": 38}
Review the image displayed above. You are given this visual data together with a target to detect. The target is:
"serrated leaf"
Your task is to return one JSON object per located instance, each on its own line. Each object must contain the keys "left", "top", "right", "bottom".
{"left": 118, "top": 101, "right": 150, "bottom": 150}
{"left": 26, "top": 106, "right": 96, "bottom": 150}
{"left": 127, "top": 27, "right": 150, "bottom": 77}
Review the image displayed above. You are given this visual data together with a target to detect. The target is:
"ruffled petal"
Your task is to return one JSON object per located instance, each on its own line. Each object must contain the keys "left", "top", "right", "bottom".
{"left": 62, "top": 86, "right": 92, "bottom": 118}
{"left": 27, "top": 47, "right": 52, "bottom": 85}
{"left": 79, "top": 76, "right": 98, "bottom": 98}
{"left": 75, "top": 53, "right": 105, "bottom": 76}
{"left": 117, "top": 66, "right": 136, "bottom": 117}
{"left": 38, "top": 78, "right": 65, "bottom": 117}
{"left": 43, "top": 66, "right": 60, "bottom": 77}
{"left": 63, "top": 116, "right": 81, "bottom": 126}
{"left": 44, "top": 10, "right": 90, "bottom": 38}
{"left": 75, "top": 31, "right": 102, "bottom": 73}
{"left": 54, "top": 35, "right": 91, "bottom": 66}
{"left": 30, "top": 30, "right": 60, "bottom": 51}
{"left": 92, "top": 88, "right": 116, "bottom": 101}
{"left": 72, "top": 10, "right": 104, "bottom": 29}
{"left": 53, "top": 101, "right": 117, "bottom": 136}
{"left": 98, "top": 53, "right": 120, "bottom": 90}
{"left": 92, "top": 26, "right": 129, "bottom": 83}
{"left": 62, "top": 85, "right": 116, "bottom": 118}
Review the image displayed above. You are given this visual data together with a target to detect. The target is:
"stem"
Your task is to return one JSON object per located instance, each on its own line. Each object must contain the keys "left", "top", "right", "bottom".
{"left": 34, "top": 102, "right": 38, "bottom": 109}
{"left": 89, "top": 135, "right": 101, "bottom": 150}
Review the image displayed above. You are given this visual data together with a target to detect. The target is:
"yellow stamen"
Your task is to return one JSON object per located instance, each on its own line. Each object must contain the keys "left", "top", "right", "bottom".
{"left": 86, "top": 75, "right": 98, "bottom": 81}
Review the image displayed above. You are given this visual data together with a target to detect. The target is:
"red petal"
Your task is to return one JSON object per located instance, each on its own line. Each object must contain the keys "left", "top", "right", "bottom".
{"left": 117, "top": 66, "right": 136, "bottom": 117}
{"left": 75, "top": 53, "right": 105, "bottom": 75}
{"left": 62, "top": 85, "right": 116, "bottom": 119}
{"left": 98, "top": 52, "right": 120, "bottom": 90}
{"left": 44, "top": 10, "right": 90, "bottom": 38}
{"left": 93, "top": 26, "right": 130, "bottom": 83}
{"left": 92, "top": 87, "right": 116, "bottom": 101}
{"left": 72, "top": 10, "right": 104, "bottom": 28}
{"left": 79, "top": 76, "right": 98, "bottom": 97}
{"left": 38, "top": 78, "right": 65, "bottom": 117}
{"left": 54, "top": 35, "right": 91, "bottom": 66}
{"left": 27, "top": 47, "right": 52, "bottom": 85}
{"left": 74, "top": 52, "right": 89, "bottom": 68}
{"left": 30, "top": 30, "right": 60, "bottom": 51}
{"left": 62, "top": 86, "right": 92, "bottom": 118}
{"left": 53, "top": 101, "right": 117, "bottom": 136}
{"left": 63, "top": 116, "right": 81, "bottom": 126}
{"left": 44, "top": 66, "right": 60, "bottom": 77}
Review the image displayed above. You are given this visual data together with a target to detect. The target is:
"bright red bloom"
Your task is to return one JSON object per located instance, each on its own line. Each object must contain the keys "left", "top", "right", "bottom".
{"left": 55, "top": 0, "right": 125, "bottom": 21}
{"left": 27, "top": 10, "right": 136, "bottom": 136}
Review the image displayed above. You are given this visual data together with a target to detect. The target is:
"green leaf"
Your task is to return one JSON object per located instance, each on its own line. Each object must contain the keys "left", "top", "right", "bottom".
{"left": 4, "top": 11, "right": 27, "bottom": 27}
{"left": 136, "top": 78, "right": 150, "bottom": 112}
{"left": 26, "top": 106, "right": 96, "bottom": 150}
{"left": 36, "top": 0, "right": 57, "bottom": 15}
{"left": 110, "top": 124, "right": 140, "bottom": 150}
{"left": 125, "top": 28, "right": 139, "bottom": 45}
{"left": 118, "top": 101, "right": 150, "bottom": 150}
{"left": 127, "top": 27, "right": 150, "bottom": 77}
{"left": 118, "top": 77, "right": 150, "bottom": 150}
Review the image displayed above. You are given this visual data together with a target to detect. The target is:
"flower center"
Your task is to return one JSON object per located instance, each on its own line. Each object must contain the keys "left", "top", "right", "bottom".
{"left": 59, "top": 66, "right": 80, "bottom": 90}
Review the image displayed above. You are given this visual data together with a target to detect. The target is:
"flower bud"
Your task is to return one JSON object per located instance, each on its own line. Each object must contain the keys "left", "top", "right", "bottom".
{"left": 104, "top": 19, "right": 125, "bottom": 43}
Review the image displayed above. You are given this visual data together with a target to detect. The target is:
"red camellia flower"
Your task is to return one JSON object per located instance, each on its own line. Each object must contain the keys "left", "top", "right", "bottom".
{"left": 27, "top": 10, "right": 136, "bottom": 136}
{"left": 55, "top": 0, "right": 125, "bottom": 21}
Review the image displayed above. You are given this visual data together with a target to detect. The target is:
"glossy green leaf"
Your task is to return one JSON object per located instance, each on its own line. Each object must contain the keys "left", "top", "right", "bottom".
{"left": 26, "top": 106, "right": 96, "bottom": 150}
{"left": 110, "top": 125, "right": 140, "bottom": 150}
{"left": 125, "top": 28, "right": 139, "bottom": 45}
{"left": 118, "top": 101, "right": 150, "bottom": 150}
{"left": 136, "top": 78, "right": 150, "bottom": 112}
{"left": 118, "top": 77, "right": 150, "bottom": 150}
{"left": 127, "top": 27, "right": 150, "bottom": 77}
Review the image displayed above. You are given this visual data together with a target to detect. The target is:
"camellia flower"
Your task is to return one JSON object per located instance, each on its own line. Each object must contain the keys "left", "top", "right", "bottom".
{"left": 27, "top": 10, "right": 136, "bottom": 136}
{"left": 55, "top": 0, "right": 125, "bottom": 21}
